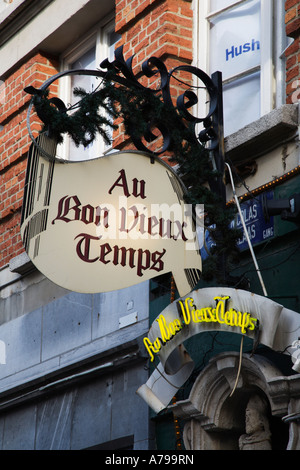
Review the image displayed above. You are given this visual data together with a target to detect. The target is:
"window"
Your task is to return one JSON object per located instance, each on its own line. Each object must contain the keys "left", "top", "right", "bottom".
{"left": 58, "top": 21, "right": 120, "bottom": 160}
{"left": 195, "top": 0, "right": 287, "bottom": 136}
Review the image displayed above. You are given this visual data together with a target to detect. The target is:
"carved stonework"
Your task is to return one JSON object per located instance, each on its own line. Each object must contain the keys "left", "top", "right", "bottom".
{"left": 169, "top": 352, "right": 300, "bottom": 450}
{"left": 238, "top": 395, "right": 272, "bottom": 450}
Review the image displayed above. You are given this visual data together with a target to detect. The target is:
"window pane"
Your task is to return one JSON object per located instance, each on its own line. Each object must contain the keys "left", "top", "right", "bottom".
{"left": 105, "top": 31, "right": 121, "bottom": 146}
{"left": 69, "top": 46, "right": 98, "bottom": 161}
{"left": 63, "top": 28, "right": 120, "bottom": 161}
{"left": 68, "top": 133, "right": 97, "bottom": 161}
{"left": 210, "top": 0, "right": 237, "bottom": 13}
{"left": 108, "top": 31, "right": 121, "bottom": 61}
{"left": 209, "top": 0, "right": 260, "bottom": 80}
{"left": 223, "top": 71, "right": 260, "bottom": 135}
{"left": 70, "top": 47, "right": 97, "bottom": 96}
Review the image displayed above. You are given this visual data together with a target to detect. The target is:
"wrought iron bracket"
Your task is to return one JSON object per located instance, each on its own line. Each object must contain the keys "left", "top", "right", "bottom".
{"left": 25, "top": 45, "right": 225, "bottom": 198}
{"left": 26, "top": 46, "right": 222, "bottom": 151}
{"left": 23, "top": 46, "right": 238, "bottom": 285}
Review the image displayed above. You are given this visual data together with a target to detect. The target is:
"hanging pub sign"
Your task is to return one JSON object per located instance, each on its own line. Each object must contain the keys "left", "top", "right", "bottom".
{"left": 137, "top": 286, "right": 300, "bottom": 413}
{"left": 20, "top": 135, "right": 202, "bottom": 296}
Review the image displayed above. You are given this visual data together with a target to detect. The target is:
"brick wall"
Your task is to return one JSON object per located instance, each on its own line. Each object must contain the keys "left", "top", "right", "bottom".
{"left": 0, "top": 1, "right": 193, "bottom": 270}
{"left": 0, "top": 53, "right": 59, "bottom": 268}
{"left": 116, "top": 0, "right": 193, "bottom": 66}
{"left": 285, "top": 0, "right": 300, "bottom": 103}
{"left": 114, "top": 0, "right": 193, "bottom": 150}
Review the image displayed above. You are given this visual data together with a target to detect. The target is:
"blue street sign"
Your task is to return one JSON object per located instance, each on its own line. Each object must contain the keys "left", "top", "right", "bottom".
{"left": 200, "top": 192, "right": 274, "bottom": 258}
{"left": 231, "top": 192, "right": 274, "bottom": 251}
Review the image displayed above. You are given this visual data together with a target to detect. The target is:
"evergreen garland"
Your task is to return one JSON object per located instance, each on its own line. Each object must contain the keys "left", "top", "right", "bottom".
{"left": 29, "top": 76, "right": 241, "bottom": 284}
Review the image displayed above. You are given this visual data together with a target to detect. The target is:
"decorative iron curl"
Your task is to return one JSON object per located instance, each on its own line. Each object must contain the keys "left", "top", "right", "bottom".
{"left": 25, "top": 45, "right": 221, "bottom": 159}
{"left": 101, "top": 47, "right": 220, "bottom": 152}
{"left": 24, "top": 46, "right": 241, "bottom": 285}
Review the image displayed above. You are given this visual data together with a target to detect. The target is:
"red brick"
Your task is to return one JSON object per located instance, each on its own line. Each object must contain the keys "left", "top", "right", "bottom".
{"left": 286, "top": 7, "right": 297, "bottom": 23}
{"left": 287, "top": 65, "right": 300, "bottom": 82}
{"left": 286, "top": 0, "right": 299, "bottom": 11}
{"left": 286, "top": 17, "right": 300, "bottom": 37}
{"left": 286, "top": 54, "right": 297, "bottom": 69}
{"left": 0, "top": 51, "right": 59, "bottom": 267}
{"left": 1, "top": 0, "right": 195, "bottom": 267}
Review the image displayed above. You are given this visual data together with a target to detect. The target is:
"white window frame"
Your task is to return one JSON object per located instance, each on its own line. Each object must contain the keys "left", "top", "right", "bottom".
{"left": 58, "top": 18, "right": 118, "bottom": 160}
{"left": 193, "top": 0, "right": 287, "bottom": 134}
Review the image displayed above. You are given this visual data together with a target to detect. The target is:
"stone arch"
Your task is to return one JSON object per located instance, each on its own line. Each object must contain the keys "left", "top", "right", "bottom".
{"left": 170, "top": 352, "right": 295, "bottom": 450}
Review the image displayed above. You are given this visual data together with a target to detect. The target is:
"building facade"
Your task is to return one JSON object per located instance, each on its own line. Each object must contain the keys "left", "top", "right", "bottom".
{"left": 0, "top": 0, "right": 300, "bottom": 451}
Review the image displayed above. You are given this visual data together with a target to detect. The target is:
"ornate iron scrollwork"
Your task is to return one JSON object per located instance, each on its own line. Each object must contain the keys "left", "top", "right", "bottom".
{"left": 24, "top": 46, "right": 239, "bottom": 285}
{"left": 25, "top": 45, "right": 222, "bottom": 158}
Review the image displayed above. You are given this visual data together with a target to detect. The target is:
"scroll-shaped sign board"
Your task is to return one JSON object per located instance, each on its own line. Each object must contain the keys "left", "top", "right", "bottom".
{"left": 137, "top": 286, "right": 300, "bottom": 413}
{"left": 21, "top": 135, "right": 201, "bottom": 296}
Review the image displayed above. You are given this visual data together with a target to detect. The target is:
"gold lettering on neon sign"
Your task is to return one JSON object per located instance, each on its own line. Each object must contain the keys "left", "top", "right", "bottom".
{"left": 143, "top": 296, "right": 258, "bottom": 361}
